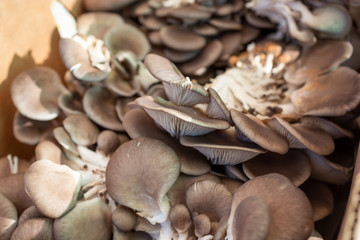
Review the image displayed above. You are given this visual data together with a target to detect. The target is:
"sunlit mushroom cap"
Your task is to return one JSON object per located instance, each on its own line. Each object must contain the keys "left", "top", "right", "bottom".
{"left": 0, "top": 193, "right": 18, "bottom": 240}
{"left": 63, "top": 114, "right": 100, "bottom": 146}
{"left": 106, "top": 137, "right": 180, "bottom": 223}
{"left": 228, "top": 173, "right": 313, "bottom": 240}
{"left": 24, "top": 159, "right": 81, "bottom": 218}
{"left": 11, "top": 66, "right": 66, "bottom": 121}
{"left": 104, "top": 24, "right": 150, "bottom": 59}
{"left": 136, "top": 96, "right": 230, "bottom": 138}
{"left": 53, "top": 198, "right": 112, "bottom": 240}
{"left": 77, "top": 12, "right": 124, "bottom": 39}
{"left": 291, "top": 67, "right": 360, "bottom": 117}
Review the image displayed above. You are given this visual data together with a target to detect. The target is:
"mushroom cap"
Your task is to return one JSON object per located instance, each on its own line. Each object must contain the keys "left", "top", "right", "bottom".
{"left": 84, "top": 0, "right": 136, "bottom": 11}
{"left": 54, "top": 198, "right": 112, "bottom": 240}
{"left": 59, "top": 38, "right": 109, "bottom": 82}
{"left": 230, "top": 196, "right": 270, "bottom": 240}
{"left": 53, "top": 127, "right": 79, "bottom": 155}
{"left": 123, "top": 108, "right": 211, "bottom": 175}
{"left": 193, "top": 213, "right": 211, "bottom": 237}
{"left": 209, "top": 19, "right": 242, "bottom": 31}
{"left": 96, "top": 130, "right": 121, "bottom": 155}
{"left": 35, "top": 140, "right": 62, "bottom": 164}
{"left": 291, "top": 67, "right": 360, "bottom": 117}
{"left": 106, "top": 137, "right": 180, "bottom": 221}
{"left": 163, "top": 48, "right": 200, "bottom": 63}
{"left": 220, "top": 177, "right": 243, "bottom": 195}
{"left": 24, "top": 159, "right": 81, "bottom": 218}
{"left": 58, "top": 92, "right": 84, "bottom": 116}
{"left": 112, "top": 205, "right": 137, "bottom": 232}
{"left": 159, "top": 25, "right": 206, "bottom": 52}
{"left": 77, "top": 12, "right": 124, "bottom": 39}
{"left": 136, "top": 96, "right": 230, "bottom": 138}
{"left": 13, "top": 112, "right": 54, "bottom": 146}
{"left": 267, "top": 117, "right": 335, "bottom": 155}
{"left": 18, "top": 205, "right": 43, "bottom": 225}
{"left": 63, "top": 114, "right": 100, "bottom": 146}
{"left": 104, "top": 68, "right": 140, "bottom": 98}
{"left": 104, "top": 24, "right": 150, "bottom": 59}
{"left": 83, "top": 86, "right": 124, "bottom": 131}
{"left": 180, "top": 128, "right": 266, "bottom": 165}
{"left": 169, "top": 204, "right": 192, "bottom": 234}
{"left": 227, "top": 173, "right": 314, "bottom": 240}
{"left": 10, "top": 218, "right": 54, "bottom": 240}
{"left": 284, "top": 40, "right": 353, "bottom": 85}
{"left": 11, "top": 66, "right": 65, "bottom": 121}
{"left": 230, "top": 110, "right": 289, "bottom": 154}
{"left": 242, "top": 150, "right": 311, "bottom": 186}
{"left": 0, "top": 193, "right": 18, "bottom": 240}
{"left": 206, "top": 88, "right": 231, "bottom": 122}
{"left": 169, "top": 5, "right": 212, "bottom": 20}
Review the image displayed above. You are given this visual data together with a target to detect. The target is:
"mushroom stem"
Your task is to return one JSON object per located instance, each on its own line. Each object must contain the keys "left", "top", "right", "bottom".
{"left": 199, "top": 235, "right": 214, "bottom": 240}
{"left": 7, "top": 154, "right": 19, "bottom": 174}
{"left": 79, "top": 171, "right": 103, "bottom": 186}
{"left": 178, "top": 231, "right": 189, "bottom": 240}
{"left": 83, "top": 184, "right": 106, "bottom": 200}
{"left": 159, "top": 218, "right": 173, "bottom": 240}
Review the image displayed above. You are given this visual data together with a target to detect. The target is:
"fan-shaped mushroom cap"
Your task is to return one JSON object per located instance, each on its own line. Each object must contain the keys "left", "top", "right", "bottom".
{"left": 18, "top": 206, "right": 43, "bottom": 225}
{"left": 193, "top": 213, "right": 211, "bottom": 237}
{"left": 267, "top": 117, "right": 335, "bottom": 155}
{"left": 227, "top": 173, "right": 313, "bottom": 240}
{"left": 242, "top": 150, "right": 311, "bottom": 186}
{"left": 0, "top": 173, "right": 33, "bottom": 214}
{"left": 24, "top": 159, "right": 81, "bottom": 218}
{"left": 300, "top": 181, "right": 334, "bottom": 221}
{"left": 96, "top": 130, "right": 121, "bottom": 156}
{"left": 106, "top": 137, "right": 180, "bottom": 224}
{"left": 59, "top": 38, "right": 109, "bottom": 82}
{"left": 11, "top": 66, "right": 66, "bottom": 121}
{"left": 77, "top": 12, "right": 124, "bottom": 39}
{"left": 220, "top": 178, "right": 243, "bottom": 195}
{"left": 284, "top": 40, "right": 353, "bottom": 85}
{"left": 180, "top": 40, "right": 223, "bottom": 75}
{"left": 123, "top": 108, "right": 211, "bottom": 175}
{"left": 53, "top": 127, "right": 79, "bottom": 155}
{"left": 186, "top": 180, "right": 232, "bottom": 240}
{"left": 10, "top": 218, "right": 54, "bottom": 240}
{"left": 160, "top": 25, "right": 206, "bottom": 52}
{"left": 35, "top": 141, "right": 62, "bottom": 164}
{"left": 58, "top": 92, "right": 84, "bottom": 116}
{"left": 0, "top": 155, "right": 30, "bottom": 178}
{"left": 63, "top": 114, "right": 100, "bottom": 146}
{"left": 180, "top": 128, "right": 266, "bottom": 165}
{"left": 291, "top": 67, "right": 360, "bottom": 116}
{"left": 104, "top": 68, "right": 140, "bottom": 98}
{"left": 0, "top": 193, "right": 18, "bottom": 240}
{"left": 112, "top": 205, "right": 137, "bottom": 232}
{"left": 163, "top": 48, "right": 200, "bottom": 63}
{"left": 230, "top": 196, "right": 270, "bottom": 240}
{"left": 305, "top": 150, "right": 352, "bottom": 185}
{"left": 83, "top": 86, "right": 124, "bottom": 131}
{"left": 231, "top": 110, "right": 289, "bottom": 154}
{"left": 206, "top": 88, "right": 231, "bottom": 122}
{"left": 104, "top": 24, "right": 150, "bottom": 59}
{"left": 13, "top": 112, "right": 53, "bottom": 146}
{"left": 136, "top": 96, "right": 230, "bottom": 138}
{"left": 169, "top": 204, "right": 192, "bottom": 236}
{"left": 84, "top": 0, "right": 136, "bottom": 11}
{"left": 54, "top": 197, "right": 112, "bottom": 240}
{"left": 193, "top": 23, "right": 219, "bottom": 37}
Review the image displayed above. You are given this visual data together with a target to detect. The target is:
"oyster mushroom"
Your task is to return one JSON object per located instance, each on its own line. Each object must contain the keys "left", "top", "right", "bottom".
{"left": 10, "top": 218, "right": 54, "bottom": 240}
{"left": 0, "top": 193, "right": 18, "bottom": 240}
{"left": 63, "top": 114, "right": 100, "bottom": 146}
{"left": 106, "top": 137, "right": 181, "bottom": 239}
{"left": 169, "top": 204, "right": 192, "bottom": 240}
{"left": 112, "top": 205, "right": 137, "bottom": 232}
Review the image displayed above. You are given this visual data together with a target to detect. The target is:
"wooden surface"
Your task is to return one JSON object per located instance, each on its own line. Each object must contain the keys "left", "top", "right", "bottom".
{"left": 0, "top": 0, "right": 82, "bottom": 159}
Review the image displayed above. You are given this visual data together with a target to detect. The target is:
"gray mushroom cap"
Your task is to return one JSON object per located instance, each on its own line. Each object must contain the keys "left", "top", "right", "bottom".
{"left": 11, "top": 66, "right": 66, "bottom": 121}
{"left": 10, "top": 218, "right": 54, "bottom": 240}
{"left": 63, "top": 114, "right": 100, "bottom": 146}
{"left": 0, "top": 193, "right": 18, "bottom": 240}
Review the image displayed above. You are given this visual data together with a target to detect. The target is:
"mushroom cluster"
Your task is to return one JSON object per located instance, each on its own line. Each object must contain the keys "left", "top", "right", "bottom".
{"left": 2, "top": 0, "right": 360, "bottom": 239}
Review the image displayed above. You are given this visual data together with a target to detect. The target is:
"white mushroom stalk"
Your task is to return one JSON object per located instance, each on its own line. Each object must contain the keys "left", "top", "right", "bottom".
{"left": 7, "top": 154, "right": 19, "bottom": 175}
{"left": 208, "top": 43, "right": 295, "bottom": 116}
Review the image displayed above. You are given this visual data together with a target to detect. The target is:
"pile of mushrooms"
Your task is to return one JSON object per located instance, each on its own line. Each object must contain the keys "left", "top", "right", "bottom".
{"left": 2, "top": 0, "right": 360, "bottom": 239}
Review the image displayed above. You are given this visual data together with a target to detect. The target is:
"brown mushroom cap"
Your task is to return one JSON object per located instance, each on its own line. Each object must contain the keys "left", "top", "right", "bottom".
{"left": 169, "top": 204, "right": 192, "bottom": 234}
{"left": 11, "top": 66, "right": 66, "bottom": 121}
{"left": 242, "top": 150, "right": 311, "bottom": 186}
{"left": 83, "top": 86, "right": 124, "bottom": 131}
{"left": 63, "top": 114, "right": 100, "bottom": 146}
{"left": 0, "top": 193, "right": 18, "bottom": 240}
{"left": 35, "top": 140, "right": 62, "bottom": 164}
{"left": 53, "top": 127, "right": 79, "bottom": 155}
{"left": 230, "top": 196, "right": 270, "bottom": 240}
{"left": 123, "top": 108, "right": 211, "bottom": 175}
{"left": 77, "top": 12, "right": 124, "bottom": 39}
{"left": 163, "top": 48, "right": 200, "bottom": 63}
{"left": 10, "top": 218, "right": 54, "bottom": 240}
{"left": 58, "top": 92, "right": 84, "bottom": 116}
{"left": 220, "top": 177, "right": 243, "bottom": 195}
{"left": 18, "top": 205, "right": 43, "bottom": 225}
{"left": 96, "top": 130, "right": 121, "bottom": 156}
{"left": 180, "top": 128, "right": 266, "bottom": 165}
{"left": 159, "top": 25, "right": 206, "bottom": 52}
{"left": 267, "top": 117, "right": 335, "bottom": 155}
{"left": 291, "top": 67, "right": 360, "bottom": 116}
{"left": 136, "top": 96, "right": 230, "bottom": 138}
{"left": 227, "top": 173, "right": 313, "bottom": 240}
{"left": 54, "top": 198, "right": 112, "bottom": 240}
{"left": 84, "top": 0, "right": 136, "bottom": 11}
{"left": 284, "top": 40, "right": 353, "bottom": 85}
{"left": 106, "top": 137, "right": 180, "bottom": 222}
{"left": 231, "top": 110, "right": 289, "bottom": 154}
{"left": 104, "top": 24, "right": 150, "bottom": 59}
{"left": 112, "top": 205, "right": 137, "bottom": 232}
{"left": 24, "top": 159, "right": 81, "bottom": 218}
{"left": 193, "top": 213, "right": 211, "bottom": 237}
{"left": 206, "top": 88, "right": 231, "bottom": 122}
